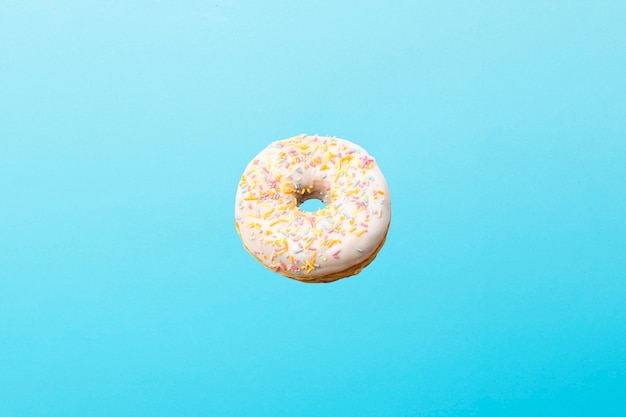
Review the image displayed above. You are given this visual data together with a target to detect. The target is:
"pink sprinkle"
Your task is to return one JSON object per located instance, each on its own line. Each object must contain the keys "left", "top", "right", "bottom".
{"left": 332, "top": 250, "right": 341, "bottom": 259}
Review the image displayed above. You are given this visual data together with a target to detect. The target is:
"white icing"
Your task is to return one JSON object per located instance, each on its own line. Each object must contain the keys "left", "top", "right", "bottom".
{"left": 235, "top": 134, "right": 391, "bottom": 281}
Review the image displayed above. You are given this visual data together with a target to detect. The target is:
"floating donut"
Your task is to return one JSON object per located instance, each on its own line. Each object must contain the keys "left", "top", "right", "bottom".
{"left": 235, "top": 134, "right": 391, "bottom": 283}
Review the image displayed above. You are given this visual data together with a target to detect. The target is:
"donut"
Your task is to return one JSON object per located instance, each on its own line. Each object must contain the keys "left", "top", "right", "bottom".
{"left": 235, "top": 134, "right": 391, "bottom": 283}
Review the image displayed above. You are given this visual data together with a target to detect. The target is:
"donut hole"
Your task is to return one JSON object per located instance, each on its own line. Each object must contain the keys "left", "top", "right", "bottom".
{"left": 299, "top": 198, "right": 327, "bottom": 212}
{"left": 296, "top": 184, "right": 328, "bottom": 212}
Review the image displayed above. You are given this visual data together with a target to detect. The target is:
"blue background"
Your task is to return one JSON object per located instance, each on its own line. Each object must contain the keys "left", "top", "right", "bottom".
{"left": 1, "top": 1, "right": 625, "bottom": 416}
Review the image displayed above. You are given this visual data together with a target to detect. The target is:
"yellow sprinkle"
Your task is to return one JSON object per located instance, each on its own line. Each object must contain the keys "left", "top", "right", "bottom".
{"left": 355, "top": 230, "right": 367, "bottom": 238}
{"left": 263, "top": 207, "right": 275, "bottom": 219}
{"left": 327, "top": 239, "right": 341, "bottom": 248}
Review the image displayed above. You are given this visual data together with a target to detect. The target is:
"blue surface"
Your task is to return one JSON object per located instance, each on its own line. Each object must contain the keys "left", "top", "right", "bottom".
{"left": 1, "top": 1, "right": 626, "bottom": 416}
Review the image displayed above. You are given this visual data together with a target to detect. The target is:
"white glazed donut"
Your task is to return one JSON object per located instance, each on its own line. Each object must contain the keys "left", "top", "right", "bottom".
{"left": 235, "top": 134, "right": 391, "bottom": 283}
